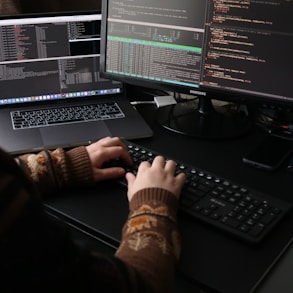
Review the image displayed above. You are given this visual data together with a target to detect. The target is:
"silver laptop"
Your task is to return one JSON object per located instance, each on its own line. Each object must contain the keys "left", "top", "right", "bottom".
{"left": 0, "top": 11, "right": 153, "bottom": 154}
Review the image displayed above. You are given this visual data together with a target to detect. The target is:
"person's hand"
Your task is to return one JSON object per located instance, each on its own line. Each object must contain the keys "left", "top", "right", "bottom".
{"left": 125, "top": 156, "right": 186, "bottom": 202}
{"left": 85, "top": 137, "right": 132, "bottom": 181}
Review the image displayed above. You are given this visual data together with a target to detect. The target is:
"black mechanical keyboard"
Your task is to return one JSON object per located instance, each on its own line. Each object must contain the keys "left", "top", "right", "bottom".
{"left": 112, "top": 140, "right": 291, "bottom": 244}
{"left": 11, "top": 101, "right": 125, "bottom": 129}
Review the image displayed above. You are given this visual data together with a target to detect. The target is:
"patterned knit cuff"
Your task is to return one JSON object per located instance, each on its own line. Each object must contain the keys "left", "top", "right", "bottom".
{"left": 63, "top": 146, "right": 94, "bottom": 186}
{"left": 129, "top": 188, "right": 179, "bottom": 220}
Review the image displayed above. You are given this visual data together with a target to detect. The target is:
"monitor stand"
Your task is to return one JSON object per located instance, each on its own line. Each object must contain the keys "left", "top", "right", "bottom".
{"left": 155, "top": 96, "right": 252, "bottom": 139}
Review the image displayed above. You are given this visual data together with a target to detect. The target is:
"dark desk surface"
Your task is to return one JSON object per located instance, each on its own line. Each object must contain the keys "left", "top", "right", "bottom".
{"left": 45, "top": 103, "right": 293, "bottom": 293}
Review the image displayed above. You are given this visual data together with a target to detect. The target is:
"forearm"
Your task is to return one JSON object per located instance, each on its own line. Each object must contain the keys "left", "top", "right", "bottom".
{"left": 115, "top": 188, "right": 181, "bottom": 293}
{"left": 15, "top": 147, "right": 94, "bottom": 195}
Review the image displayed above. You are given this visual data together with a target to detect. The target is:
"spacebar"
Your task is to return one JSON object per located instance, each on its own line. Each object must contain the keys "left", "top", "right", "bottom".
{"left": 47, "top": 118, "right": 85, "bottom": 125}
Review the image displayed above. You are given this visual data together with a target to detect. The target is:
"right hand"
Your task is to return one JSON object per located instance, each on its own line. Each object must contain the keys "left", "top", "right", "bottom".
{"left": 125, "top": 156, "right": 186, "bottom": 202}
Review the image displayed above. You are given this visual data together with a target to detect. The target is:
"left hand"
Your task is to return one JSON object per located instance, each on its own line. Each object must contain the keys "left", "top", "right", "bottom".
{"left": 85, "top": 137, "right": 132, "bottom": 181}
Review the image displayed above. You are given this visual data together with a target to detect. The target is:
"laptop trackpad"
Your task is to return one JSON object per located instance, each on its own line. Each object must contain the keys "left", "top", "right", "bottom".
{"left": 40, "top": 121, "right": 111, "bottom": 148}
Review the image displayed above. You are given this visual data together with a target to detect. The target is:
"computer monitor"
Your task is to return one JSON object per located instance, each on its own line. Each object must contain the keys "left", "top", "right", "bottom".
{"left": 0, "top": 11, "right": 113, "bottom": 106}
{"left": 100, "top": 0, "right": 293, "bottom": 139}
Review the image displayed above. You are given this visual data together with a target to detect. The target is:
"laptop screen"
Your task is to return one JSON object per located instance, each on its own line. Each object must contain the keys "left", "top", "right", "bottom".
{"left": 0, "top": 11, "right": 123, "bottom": 107}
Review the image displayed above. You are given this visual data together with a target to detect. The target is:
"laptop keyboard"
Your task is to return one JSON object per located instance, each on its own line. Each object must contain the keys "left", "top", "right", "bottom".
{"left": 106, "top": 140, "right": 292, "bottom": 244}
{"left": 11, "top": 101, "right": 125, "bottom": 129}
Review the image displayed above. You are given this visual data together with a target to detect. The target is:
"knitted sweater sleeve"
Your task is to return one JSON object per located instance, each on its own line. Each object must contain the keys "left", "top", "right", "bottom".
{"left": 0, "top": 0, "right": 21, "bottom": 15}
{"left": 115, "top": 188, "right": 181, "bottom": 293}
{"left": 15, "top": 147, "right": 94, "bottom": 195}
{"left": 0, "top": 148, "right": 181, "bottom": 292}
